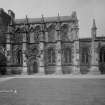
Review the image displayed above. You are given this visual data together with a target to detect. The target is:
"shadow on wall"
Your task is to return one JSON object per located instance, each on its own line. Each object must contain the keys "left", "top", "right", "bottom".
{"left": 99, "top": 63, "right": 105, "bottom": 74}
{"left": 0, "top": 53, "right": 7, "bottom": 75}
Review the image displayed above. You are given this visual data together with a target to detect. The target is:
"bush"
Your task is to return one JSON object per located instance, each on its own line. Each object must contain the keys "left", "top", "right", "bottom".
{"left": 0, "top": 66, "right": 7, "bottom": 75}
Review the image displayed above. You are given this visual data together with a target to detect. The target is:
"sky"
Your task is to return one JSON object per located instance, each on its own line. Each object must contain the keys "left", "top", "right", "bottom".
{"left": 0, "top": 0, "right": 105, "bottom": 38}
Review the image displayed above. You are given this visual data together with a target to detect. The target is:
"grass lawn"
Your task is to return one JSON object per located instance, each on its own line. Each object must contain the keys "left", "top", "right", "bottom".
{"left": 0, "top": 77, "right": 105, "bottom": 105}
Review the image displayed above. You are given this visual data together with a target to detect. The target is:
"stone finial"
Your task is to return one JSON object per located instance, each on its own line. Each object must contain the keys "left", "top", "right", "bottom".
{"left": 57, "top": 12, "right": 60, "bottom": 22}
{"left": 41, "top": 14, "right": 45, "bottom": 23}
{"left": 41, "top": 14, "right": 45, "bottom": 30}
{"left": 8, "top": 10, "right": 15, "bottom": 25}
{"left": 25, "top": 15, "right": 29, "bottom": 24}
{"left": 56, "top": 13, "right": 61, "bottom": 31}
{"left": 41, "top": 14, "right": 47, "bottom": 32}
{"left": 91, "top": 19, "right": 97, "bottom": 39}
{"left": 71, "top": 11, "right": 77, "bottom": 20}
{"left": 92, "top": 19, "right": 97, "bottom": 30}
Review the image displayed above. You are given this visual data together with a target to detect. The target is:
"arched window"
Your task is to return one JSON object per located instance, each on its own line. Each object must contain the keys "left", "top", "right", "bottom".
{"left": 47, "top": 48, "right": 55, "bottom": 64}
{"left": 61, "top": 24, "right": 69, "bottom": 41}
{"left": 34, "top": 26, "right": 41, "bottom": 42}
{"left": 63, "top": 47, "right": 72, "bottom": 64}
{"left": 48, "top": 24, "right": 55, "bottom": 42}
{"left": 81, "top": 48, "right": 89, "bottom": 64}
{"left": 16, "top": 50, "right": 22, "bottom": 65}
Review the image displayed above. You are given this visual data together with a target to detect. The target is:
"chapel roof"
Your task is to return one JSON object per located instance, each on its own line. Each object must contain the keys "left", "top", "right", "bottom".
{"left": 15, "top": 11, "right": 78, "bottom": 25}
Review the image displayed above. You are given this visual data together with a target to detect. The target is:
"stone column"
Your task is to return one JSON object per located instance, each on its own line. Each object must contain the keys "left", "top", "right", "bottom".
{"left": 39, "top": 31, "right": 45, "bottom": 74}
{"left": 73, "top": 40, "right": 80, "bottom": 74}
{"left": 71, "top": 23, "right": 80, "bottom": 74}
{"left": 89, "top": 41, "right": 100, "bottom": 74}
{"left": 56, "top": 30, "right": 62, "bottom": 74}
{"left": 5, "top": 31, "right": 11, "bottom": 74}
{"left": 89, "top": 19, "right": 100, "bottom": 74}
{"left": 45, "top": 31, "right": 48, "bottom": 42}
{"left": 6, "top": 32, "right": 11, "bottom": 65}
{"left": 22, "top": 33, "right": 28, "bottom": 74}
{"left": 30, "top": 32, "right": 34, "bottom": 43}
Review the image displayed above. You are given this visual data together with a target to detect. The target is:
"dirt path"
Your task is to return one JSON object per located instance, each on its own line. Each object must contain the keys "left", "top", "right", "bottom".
{"left": 0, "top": 76, "right": 14, "bottom": 82}
{"left": 0, "top": 74, "right": 105, "bottom": 82}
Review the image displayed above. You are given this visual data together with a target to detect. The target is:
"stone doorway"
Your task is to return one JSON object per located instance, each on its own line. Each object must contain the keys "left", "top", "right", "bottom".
{"left": 99, "top": 47, "right": 105, "bottom": 74}
{"left": 33, "top": 61, "right": 38, "bottom": 73}
{"left": 28, "top": 60, "right": 38, "bottom": 74}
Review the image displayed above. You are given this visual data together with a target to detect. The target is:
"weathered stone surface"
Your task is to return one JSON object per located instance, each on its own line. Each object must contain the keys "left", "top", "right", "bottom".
{"left": 0, "top": 9, "right": 104, "bottom": 75}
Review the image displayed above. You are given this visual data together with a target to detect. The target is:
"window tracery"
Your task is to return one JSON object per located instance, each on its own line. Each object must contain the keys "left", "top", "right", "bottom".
{"left": 81, "top": 47, "right": 90, "bottom": 64}
{"left": 48, "top": 24, "right": 55, "bottom": 42}
{"left": 62, "top": 47, "right": 72, "bottom": 64}
{"left": 16, "top": 50, "right": 22, "bottom": 65}
{"left": 47, "top": 47, "right": 56, "bottom": 64}
{"left": 61, "top": 24, "right": 69, "bottom": 41}
{"left": 34, "top": 26, "right": 41, "bottom": 42}
{"left": 12, "top": 45, "right": 22, "bottom": 65}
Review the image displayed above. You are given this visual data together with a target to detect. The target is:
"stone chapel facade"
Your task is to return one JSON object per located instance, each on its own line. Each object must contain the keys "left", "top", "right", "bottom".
{"left": 0, "top": 9, "right": 105, "bottom": 75}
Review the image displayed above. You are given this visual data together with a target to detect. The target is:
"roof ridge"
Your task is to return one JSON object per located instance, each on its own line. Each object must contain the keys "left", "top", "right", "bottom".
{"left": 15, "top": 15, "right": 77, "bottom": 25}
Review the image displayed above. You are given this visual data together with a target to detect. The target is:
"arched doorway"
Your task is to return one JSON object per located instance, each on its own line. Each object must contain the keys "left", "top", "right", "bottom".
{"left": 28, "top": 60, "right": 38, "bottom": 74}
{"left": 80, "top": 47, "right": 90, "bottom": 74}
{"left": 0, "top": 52, "right": 7, "bottom": 75}
{"left": 99, "top": 47, "right": 105, "bottom": 74}
{"left": 33, "top": 61, "right": 38, "bottom": 73}
{"left": 16, "top": 50, "right": 22, "bottom": 65}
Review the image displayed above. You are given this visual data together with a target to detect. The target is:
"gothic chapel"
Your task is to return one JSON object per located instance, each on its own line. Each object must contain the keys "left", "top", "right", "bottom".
{"left": 0, "top": 8, "right": 105, "bottom": 75}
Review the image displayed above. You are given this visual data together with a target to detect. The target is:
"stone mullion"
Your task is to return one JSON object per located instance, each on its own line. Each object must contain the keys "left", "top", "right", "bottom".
{"left": 38, "top": 30, "right": 45, "bottom": 74}
{"left": 72, "top": 41, "right": 80, "bottom": 74}
{"left": 89, "top": 42, "right": 100, "bottom": 74}
{"left": 72, "top": 25, "right": 80, "bottom": 74}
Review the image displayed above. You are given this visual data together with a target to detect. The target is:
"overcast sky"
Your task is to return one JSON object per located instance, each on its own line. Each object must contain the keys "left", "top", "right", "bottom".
{"left": 0, "top": 0, "right": 105, "bottom": 38}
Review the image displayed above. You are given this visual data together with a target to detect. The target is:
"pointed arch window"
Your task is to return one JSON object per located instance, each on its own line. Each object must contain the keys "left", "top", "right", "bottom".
{"left": 48, "top": 24, "right": 55, "bottom": 42}
{"left": 61, "top": 24, "right": 69, "bottom": 41}
{"left": 16, "top": 50, "right": 22, "bottom": 65}
{"left": 47, "top": 47, "right": 56, "bottom": 64}
{"left": 81, "top": 48, "right": 89, "bottom": 64}
{"left": 34, "top": 26, "right": 41, "bottom": 42}
{"left": 63, "top": 47, "right": 72, "bottom": 64}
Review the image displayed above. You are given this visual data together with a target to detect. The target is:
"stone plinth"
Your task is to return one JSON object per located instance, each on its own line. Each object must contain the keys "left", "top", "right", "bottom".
{"left": 89, "top": 66, "right": 100, "bottom": 75}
